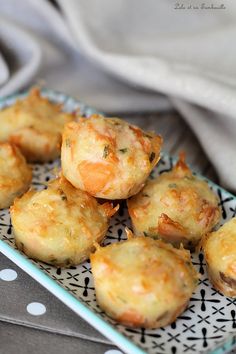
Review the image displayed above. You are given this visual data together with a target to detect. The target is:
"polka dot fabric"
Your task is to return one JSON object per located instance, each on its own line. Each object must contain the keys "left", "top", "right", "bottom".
{"left": 27, "top": 302, "right": 46, "bottom": 316}
{"left": 0, "top": 268, "right": 17, "bottom": 281}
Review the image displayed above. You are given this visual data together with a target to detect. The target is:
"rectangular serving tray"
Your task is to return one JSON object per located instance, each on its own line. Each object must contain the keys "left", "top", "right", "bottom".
{"left": 0, "top": 89, "right": 236, "bottom": 354}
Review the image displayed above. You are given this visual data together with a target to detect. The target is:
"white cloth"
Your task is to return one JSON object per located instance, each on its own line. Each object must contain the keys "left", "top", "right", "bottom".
{"left": 0, "top": 0, "right": 169, "bottom": 112}
{"left": 0, "top": 0, "right": 236, "bottom": 190}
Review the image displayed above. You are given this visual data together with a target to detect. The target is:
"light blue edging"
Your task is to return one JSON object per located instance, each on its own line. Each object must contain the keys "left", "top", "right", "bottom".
{"left": 209, "top": 334, "right": 236, "bottom": 354}
{"left": 0, "top": 88, "right": 235, "bottom": 354}
{"left": 0, "top": 240, "right": 146, "bottom": 354}
{"left": 0, "top": 87, "right": 99, "bottom": 117}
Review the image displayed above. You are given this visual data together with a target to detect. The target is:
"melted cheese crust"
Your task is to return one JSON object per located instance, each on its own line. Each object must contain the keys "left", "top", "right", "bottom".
{"left": 10, "top": 177, "right": 118, "bottom": 266}
{"left": 0, "top": 88, "right": 74, "bottom": 162}
{"left": 202, "top": 217, "right": 236, "bottom": 297}
{"left": 61, "top": 115, "right": 162, "bottom": 199}
{"left": 127, "top": 155, "right": 221, "bottom": 250}
{"left": 91, "top": 236, "right": 198, "bottom": 328}
{"left": 0, "top": 143, "right": 32, "bottom": 208}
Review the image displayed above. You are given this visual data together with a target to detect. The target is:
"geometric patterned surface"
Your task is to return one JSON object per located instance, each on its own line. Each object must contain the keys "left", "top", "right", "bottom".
{"left": 0, "top": 90, "right": 236, "bottom": 354}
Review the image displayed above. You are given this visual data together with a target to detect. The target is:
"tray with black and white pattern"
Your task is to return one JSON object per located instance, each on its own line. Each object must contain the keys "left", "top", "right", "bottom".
{"left": 0, "top": 89, "right": 235, "bottom": 354}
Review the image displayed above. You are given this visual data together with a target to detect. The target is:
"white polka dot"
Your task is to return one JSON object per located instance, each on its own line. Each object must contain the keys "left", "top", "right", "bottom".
{"left": 27, "top": 302, "right": 46, "bottom": 316}
{"left": 104, "top": 350, "right": 123, "bottom": 354}
{"left": 0, "top": 268, "right": 17, "bottom": 281}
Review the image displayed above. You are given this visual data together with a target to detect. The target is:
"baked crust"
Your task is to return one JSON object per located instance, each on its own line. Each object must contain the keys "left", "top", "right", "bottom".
{"left": 61, "top": 114, "right": 162, "bottom": 199}
{"left": 10, "top": 176, "right": 118, "bottom": 266}
{"left": 0, "top": 88, "right": 74, "bottom": 162}
{"left": 127, "top": 153, "right": 221, "bottom": 250}
{"left": 202, "top": 217, "right": 236, "bottom": 297}
{"left": 0, "top": 143, "right": 32, "bottom": 209}
{"left": 91, "top": 233, "right": 198, "bottom": 328}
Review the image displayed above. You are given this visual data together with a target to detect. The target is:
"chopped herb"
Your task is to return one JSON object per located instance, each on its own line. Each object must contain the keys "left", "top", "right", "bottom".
{"left": 103, "top": 145, "right": 110, "bottom": 158}
{"left": 61, "top": 195, "right": 67, "bottom": 201}
{"left": 144, "top": 133, "right": 153, "bottom": 138}
{"left": 149, "top": 152, "right": 156, "bottom": 163}
{"left": 65, "top": 258, "right": 72, "bottom": 265}
{"left": 49, "top": 258, "right": 58, "bottom": 264}
{"left": 119, "top": 148, "right": 128, "bottom": 153}
{"left": 117, "top": 296, "right": 127, "bottom": 304}
{"left": 184, "top": 176, "right": 194, "bottom": 181}
{"left": 20, "top": 242, "right": 25, "bottom": 252}
{"left": 143, "top": 231, "right": 148, "bottom": 236}
{"left": 65, "top": 138, "right": 71, "bottom": 148}
{"left": 168, "top": 183, "right": 177, "bottom": 188}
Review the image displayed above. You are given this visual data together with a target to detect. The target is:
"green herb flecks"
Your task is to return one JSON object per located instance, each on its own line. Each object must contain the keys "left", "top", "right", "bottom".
{"left": 168, "top": 183, "right": 178, "bottom": 188}
{"left": 184, "top": 175, "right": 194, "bottom": 181}
{"left": 119, "top": 148, "right": 128, "bottom": 153}
{"left": 64, "top": 258, "right": 73, "bottom": 266}
{"left": 61, "top": 195, "right": 67, "bottom": 201}
{"left": 20, "top": 242, "right": 25, "bottom": 252}
{"left": 117, "top": 296, "right": 127, "bottom": 304}
{"left": 149, "top": 152, "right": 156, "bottom": 163}
{"left": 49, "top": 258, "right": 58, "bottom": 264}
{"left": 144, "top": 132, "right": 153, "bottom": 138}
{"left": 103, "top": 145, "right": 110, "bottom": 158}
{"left": 65, "top": 138, "right": 71, "bottom": 148}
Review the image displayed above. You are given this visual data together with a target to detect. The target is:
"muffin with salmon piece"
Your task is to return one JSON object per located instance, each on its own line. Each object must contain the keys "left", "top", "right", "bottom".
{"left": 10, "top": 176, "right": 118, "bottom": 267}
{"left": 61, "top": 114, "right": 162, "bottom": 199}
{"left": 0, "top": 142, "right": 32, "bottom": 209}
{"left": 0, "top": 88, "right": 74, "bottom": 162}
{"left": 91, "top": 229, "right": 198, "bottom": 329}
{"left": 127, "top": 153, "right": 221, "bottom": 250}
{"left": 202, "top": 217, "right": 236, "bottom": 297}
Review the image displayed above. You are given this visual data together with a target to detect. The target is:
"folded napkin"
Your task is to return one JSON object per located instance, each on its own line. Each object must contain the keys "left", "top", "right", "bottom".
{"left": 0, "top": 0, "right": 169, "bottom": 112}
{"left": 0, "top": 0, "right": 236, "bottom": 190}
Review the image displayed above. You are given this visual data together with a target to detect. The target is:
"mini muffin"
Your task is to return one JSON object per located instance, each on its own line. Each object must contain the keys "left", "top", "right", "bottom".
{"left": 0, "top": 143, "right": 32, "bottom": 209}
{"left": 0, "top": 88, "right": 74, "bottom": 162}
{"left": 202, "top": 218, "right": 236, "bottom": 297}
{"left": 10, "top": 176, "right": 118, "bottom": 267}
{"left": 127, "top": 153, "right": 221, "bottom": 250}
{"left": 61, "top": 114, "right": 162, "bottom": 199}
{"left": 91, "top": 230, "right": 198, "bottom": 329}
